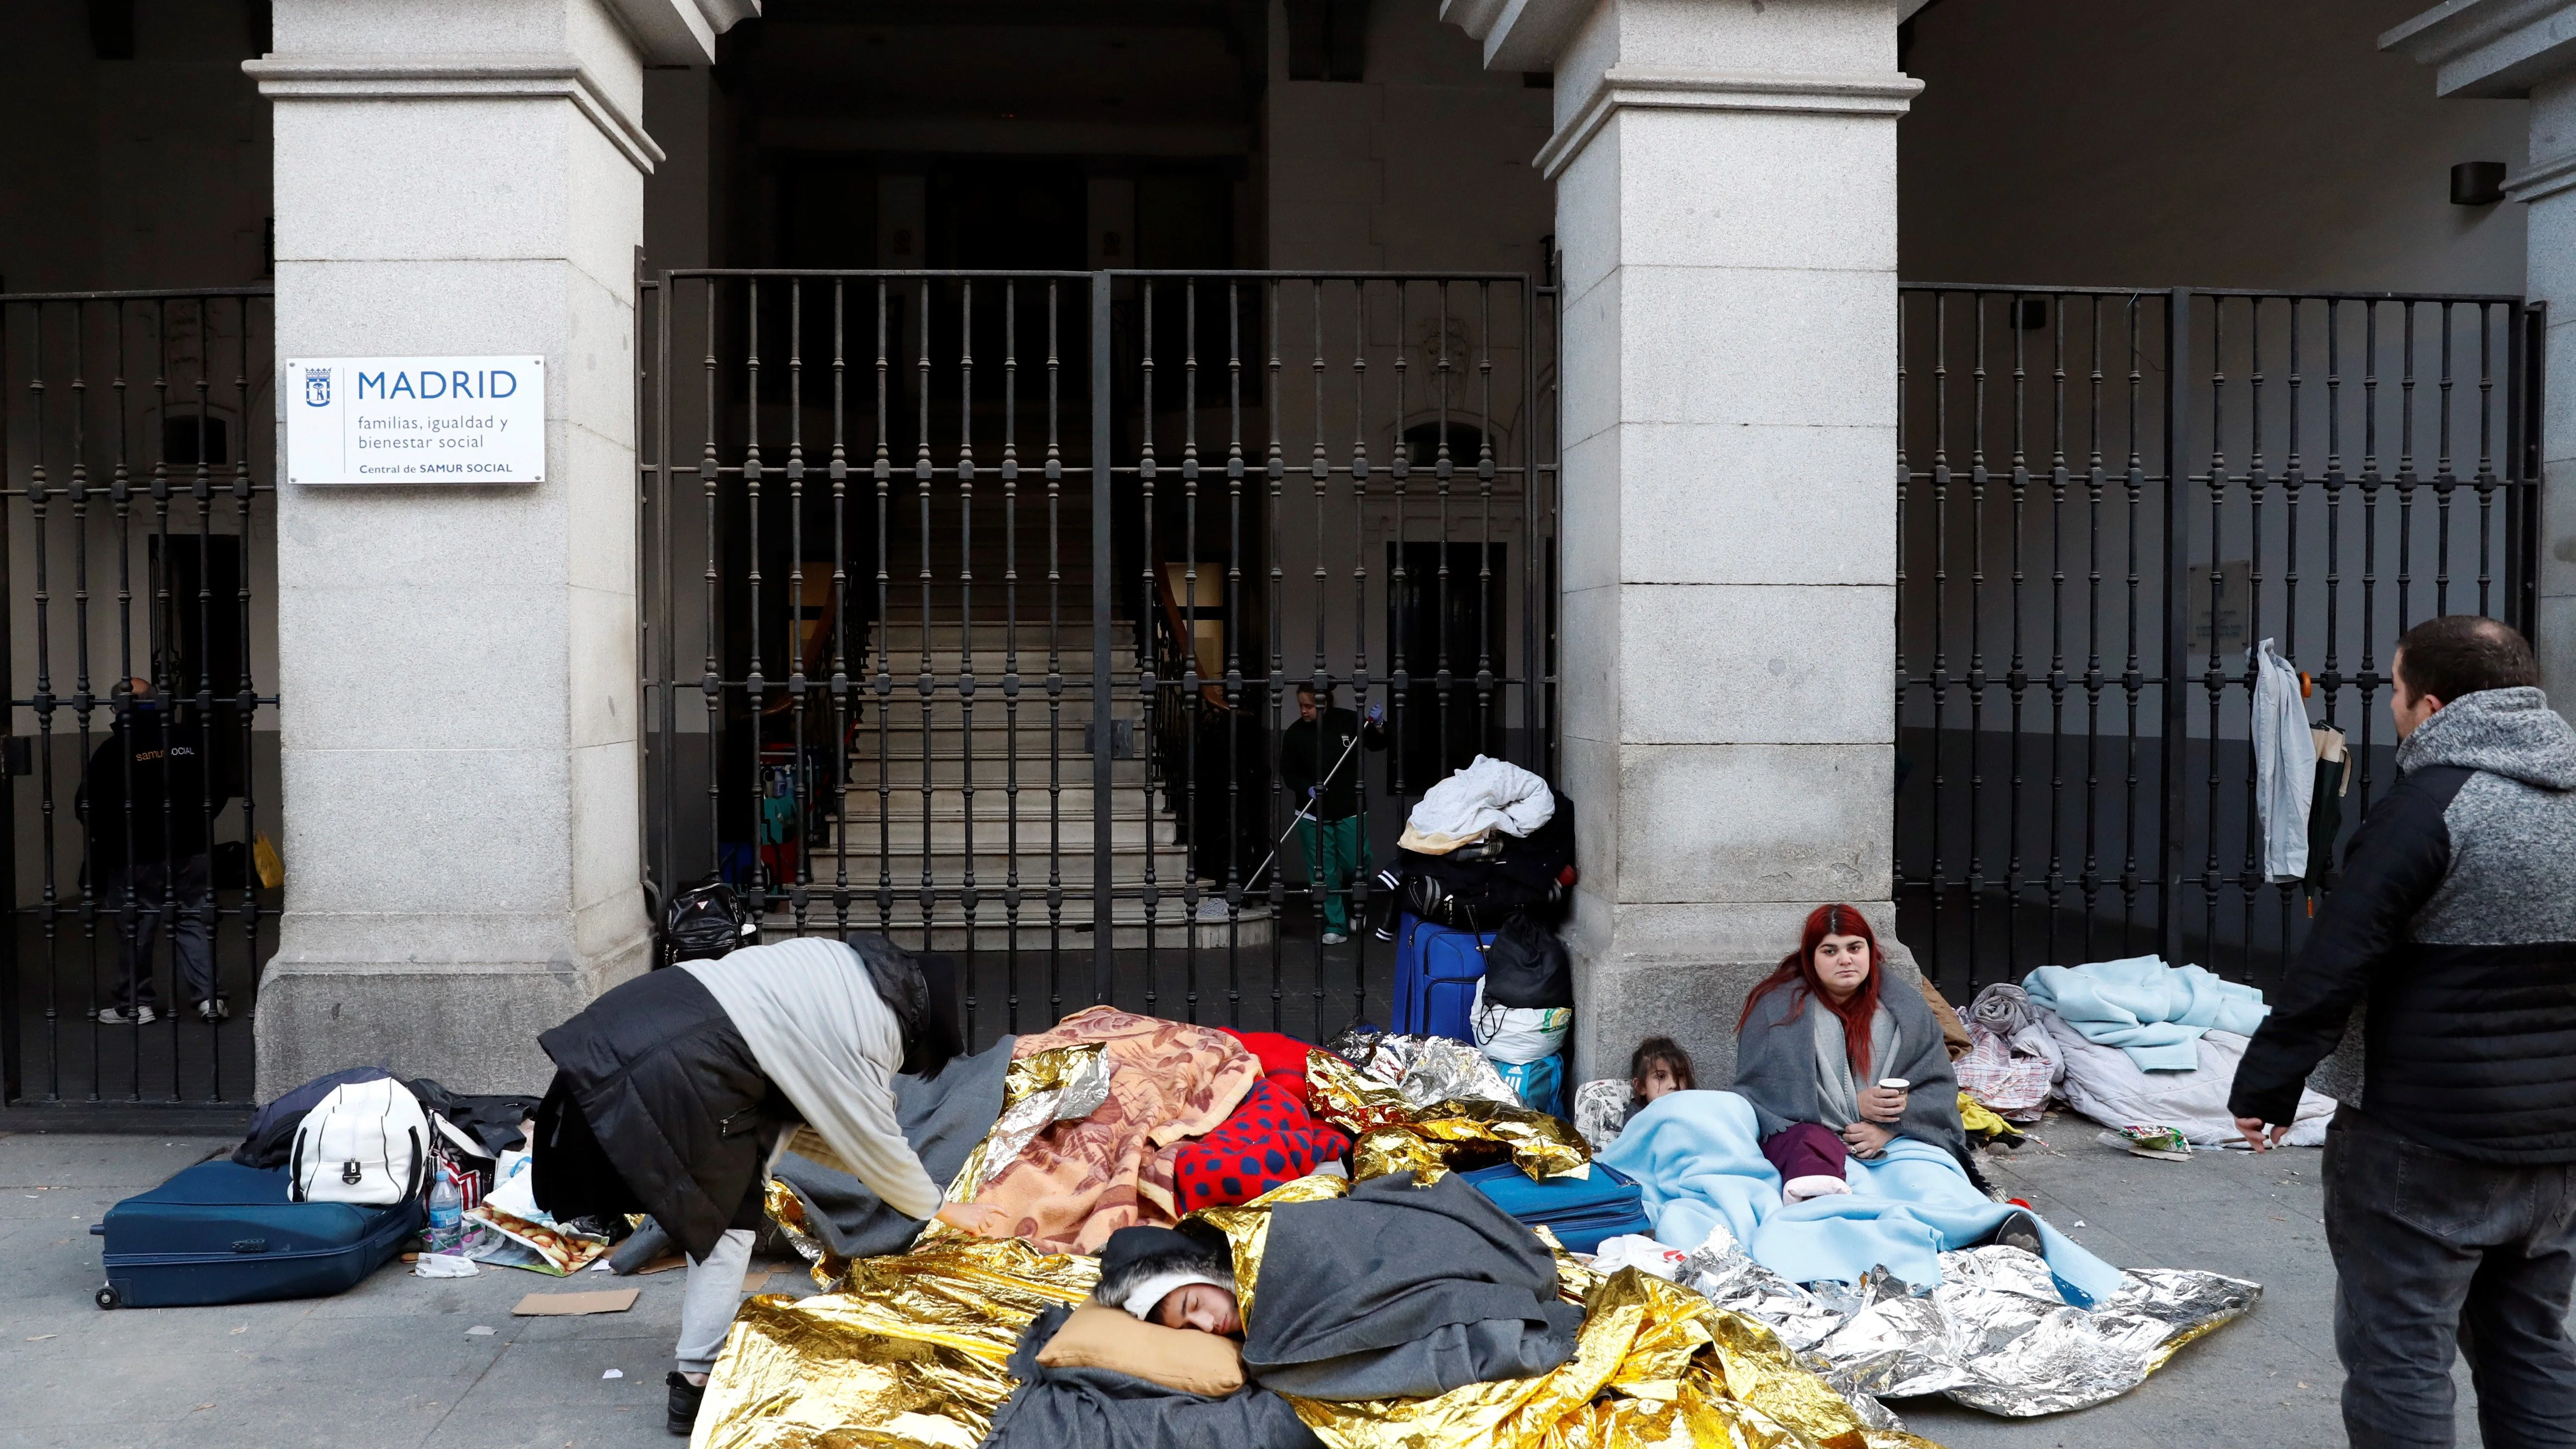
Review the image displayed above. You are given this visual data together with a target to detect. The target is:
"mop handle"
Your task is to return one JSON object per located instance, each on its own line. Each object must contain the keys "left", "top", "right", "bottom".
{"left": 1240, "top": 725, "right": 1371, "bottom": 893}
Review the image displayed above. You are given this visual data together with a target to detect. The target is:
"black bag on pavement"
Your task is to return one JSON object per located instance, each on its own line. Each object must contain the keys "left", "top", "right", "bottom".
{"left": 1481, "top": 914, "right": 1574, "bottom": 1010}
{"left": 661, "top": 878, "right": 759, "bottom": 966}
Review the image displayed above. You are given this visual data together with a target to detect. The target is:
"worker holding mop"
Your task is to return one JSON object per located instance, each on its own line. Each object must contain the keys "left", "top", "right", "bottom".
{"left": 1278, "top": 683, "right": 1385, "bottom": 945}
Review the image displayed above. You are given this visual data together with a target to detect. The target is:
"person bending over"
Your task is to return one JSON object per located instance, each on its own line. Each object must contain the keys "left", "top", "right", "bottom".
{"left": 1731, "top": 905, "right": 1994, "bottom": 1211}
{"left": 531, "top": 934, "right": 1002, "bottom": 1436}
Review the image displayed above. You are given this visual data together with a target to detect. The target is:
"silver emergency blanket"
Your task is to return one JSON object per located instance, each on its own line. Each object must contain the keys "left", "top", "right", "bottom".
{"left": 964, "top": 1045, "right": 1116, "bottom": 1198}
{"left": 1667, "top": 1228, "right": 2256, "bottom": 1417}
{"left": 1329, "top": 1028, "right": 1521, "bottom": 1109}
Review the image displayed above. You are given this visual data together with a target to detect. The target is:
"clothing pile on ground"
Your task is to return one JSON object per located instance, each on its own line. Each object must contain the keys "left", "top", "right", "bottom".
{"left": 1945, "top": 955, "right": 2338, "bottom": 1148}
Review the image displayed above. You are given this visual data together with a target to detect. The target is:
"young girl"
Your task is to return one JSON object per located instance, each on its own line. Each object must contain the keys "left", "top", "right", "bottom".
{"left": 1732, "top": 905, "right": 1967, "bottom": 1201}
{"left": 1627, "top": 1036, "right": 1696, "bottom": 1123}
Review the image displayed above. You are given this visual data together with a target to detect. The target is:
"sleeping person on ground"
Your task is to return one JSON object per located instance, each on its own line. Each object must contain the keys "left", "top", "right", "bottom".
{"left": 1732, "top": 904, "right": 2041, "bottom": 1251}
{"left": 526, "top": 933, "right": 1005, "bottom": 1438}
{"left": 983, "top": 1171, "right": 1585, "bottom": 1449}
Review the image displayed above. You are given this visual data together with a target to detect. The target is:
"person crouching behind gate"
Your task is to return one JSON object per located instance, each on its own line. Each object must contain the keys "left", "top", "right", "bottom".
{"left": 1732, "top": 904, "right": 2032, "bottom": 1250}
{"left": 530, "top": 933, "right": 1004, "bottom": 1437}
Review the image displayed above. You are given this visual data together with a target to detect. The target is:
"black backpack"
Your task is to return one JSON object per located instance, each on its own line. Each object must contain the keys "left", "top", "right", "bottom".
{"left": 1481, "top": 914, "right": 1574, "bottom": 1010}
{"left": 660, "top": 879, "right": 759, "bottom": 967}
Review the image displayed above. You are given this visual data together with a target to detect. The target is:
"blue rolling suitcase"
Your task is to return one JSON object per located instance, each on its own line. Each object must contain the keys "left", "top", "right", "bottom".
{"left": 1463, "top": 1159, "right": 1653, "bottom": 1254}
{"left": 91, "top": 1159, "right": 423, "bottom": 1309}
{"left": 1391, "top": 912, "right": 1492, "bottom": 1042}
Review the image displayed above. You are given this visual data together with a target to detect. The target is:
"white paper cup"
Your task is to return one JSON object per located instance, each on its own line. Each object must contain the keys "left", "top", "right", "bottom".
{"left": 1878, "top": 1078, "right": 1910, "bottom": 1092}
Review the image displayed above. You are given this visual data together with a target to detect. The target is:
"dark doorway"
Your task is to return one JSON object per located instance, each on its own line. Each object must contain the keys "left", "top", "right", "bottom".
{"left": 1387, "top": 540, "right": 1506, "bottom": 793}
{"left": 150, "top": 534, "right": 251, "bottom": 799}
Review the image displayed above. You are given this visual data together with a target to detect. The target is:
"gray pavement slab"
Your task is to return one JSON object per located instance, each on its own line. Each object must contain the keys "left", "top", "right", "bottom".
{"left": 0, "top": 1118, "right": 2527, "bottom": 1449}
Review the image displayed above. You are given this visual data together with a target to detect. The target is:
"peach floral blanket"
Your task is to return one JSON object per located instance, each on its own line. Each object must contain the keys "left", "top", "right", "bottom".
{"left": 973, "top": 1006, "right": 1260, "bottom": 1252}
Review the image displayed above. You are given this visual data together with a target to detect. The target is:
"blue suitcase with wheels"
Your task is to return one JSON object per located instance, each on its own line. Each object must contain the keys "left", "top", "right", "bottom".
{"left": 1391, "top": 912, "right": 1491, "bottom": 1042}
{"left": 1462, "top": 1159, "right": 1653, "bottom": 1253}
{"left": 92, "top": 1159, "right": 422, "bottom": 1309}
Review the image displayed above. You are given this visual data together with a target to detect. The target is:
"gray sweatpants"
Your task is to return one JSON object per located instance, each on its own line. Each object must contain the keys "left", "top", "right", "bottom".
{"left": 675, "top": 1228, "right": 757, "bottom": 1375}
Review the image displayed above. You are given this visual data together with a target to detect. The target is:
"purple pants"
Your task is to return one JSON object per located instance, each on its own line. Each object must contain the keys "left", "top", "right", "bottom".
{"left": 1762, "top": 1122, "right": 1849, "bottom": 1184}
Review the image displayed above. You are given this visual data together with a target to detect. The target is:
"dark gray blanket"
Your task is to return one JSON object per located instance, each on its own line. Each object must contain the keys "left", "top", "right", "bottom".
{"left": 982, "top": 1304, "right": 1323, "bottom": 1449}
{"left": 1242, "top": 1171, "right": 1583, "bottom": 1400}
{"left": 1734, "top": 972, "right": 1966, "bottom": 1155}
{"left": 771, "top": 1033, "right": 1015, "bottom": 1258}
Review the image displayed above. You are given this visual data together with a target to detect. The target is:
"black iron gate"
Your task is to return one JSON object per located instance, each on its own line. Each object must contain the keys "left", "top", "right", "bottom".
{"left": 0, "top": 288, "right": 279, "bottom": 1113}
{"left": 638, "top": 269, "right": 1560, "bottom": 1048}
{"left": 1895, "top": 285, "right": 2541, "bottom": 997}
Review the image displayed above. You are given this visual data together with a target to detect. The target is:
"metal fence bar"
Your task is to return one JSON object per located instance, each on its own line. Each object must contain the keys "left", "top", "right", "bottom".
{"left": 638, "top": 269, "right": 1557, "bottom": 1051}
{"left": 1, "top": 289, "right": 279, "bottom": 1108}
{"left": 1897, "top": 283, "right": 2536, "bottom": 997}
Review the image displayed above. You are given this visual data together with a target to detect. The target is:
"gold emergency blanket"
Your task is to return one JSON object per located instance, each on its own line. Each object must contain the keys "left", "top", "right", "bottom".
{"left": 1199, "top": 1173, "right": 1939, "bottom": 1449}
{"left": 1305, "top": 1048, "right": 1591, "bottom": 1183}
{"left": 692, "top": 1235, "right": 1098, "bottom": 1449}
{"left": 769, "top": 1042, "right": 1113, "bottom": 1294}
{"left": 704, "top": 1171, "right": 1943, "bottom": 1449}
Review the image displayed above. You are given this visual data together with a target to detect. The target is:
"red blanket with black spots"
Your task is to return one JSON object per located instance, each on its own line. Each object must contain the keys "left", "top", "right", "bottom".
{"left": 1170, "top": 1076, "right": 1352, "bottom": 1214}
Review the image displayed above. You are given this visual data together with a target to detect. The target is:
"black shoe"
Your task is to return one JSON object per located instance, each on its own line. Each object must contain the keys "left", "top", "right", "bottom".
{"left": 666, "top": 1372, "right": 706, "bottom": 1436}
{"left": 1988, "top": 1208, "right": 2043, "bottom": 1256}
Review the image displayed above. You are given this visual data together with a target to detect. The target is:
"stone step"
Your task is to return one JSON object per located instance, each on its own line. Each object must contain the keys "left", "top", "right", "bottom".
{"left": 757, "top": 900, "right": 1277, "bottom": 952}
{"left": 809, "top": 841, "right": 1205, "bottom": 883}
{"left": 840, "top": 754, "right": 1153, "bottom": 787}
{"left": 827, "top": 812, "right": 1178, "bottom": 852}
{"left": 834, "top": 784, "right": 1175, "bottom": 818}
{"left": 868, "top": 621, "right": 1130, "bottom": 653}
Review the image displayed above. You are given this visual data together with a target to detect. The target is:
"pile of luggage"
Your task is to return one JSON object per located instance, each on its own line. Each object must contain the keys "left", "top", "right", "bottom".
{"left": 90, "top": 1072, "right": 536, "bottom": 1309}
{"left": 1371, "top": 755, "right": 1579, "bottom": 1118}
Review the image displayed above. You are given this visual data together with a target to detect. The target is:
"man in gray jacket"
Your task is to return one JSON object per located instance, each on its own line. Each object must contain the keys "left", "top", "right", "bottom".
{"left": 2233, "top": 615, "right": 2576, "bottom": 1449}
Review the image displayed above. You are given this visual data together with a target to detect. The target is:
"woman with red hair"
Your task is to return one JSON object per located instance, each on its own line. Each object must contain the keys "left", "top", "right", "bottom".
{"left": 1732, "top": 905, "right": 1970, "bottom": 1203}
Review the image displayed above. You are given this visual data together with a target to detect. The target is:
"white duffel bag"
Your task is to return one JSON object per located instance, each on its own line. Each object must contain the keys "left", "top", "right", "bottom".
{"left": 1471, "top": 978, "right": 1572, "bottom": 1065}
{"left": 290, "top": 1076, "right": 429, "bottom": 1205}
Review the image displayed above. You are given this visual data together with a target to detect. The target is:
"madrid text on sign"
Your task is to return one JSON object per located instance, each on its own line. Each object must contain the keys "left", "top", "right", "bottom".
{"left": 286, "top": 356, "right": 546, "bottom": 485}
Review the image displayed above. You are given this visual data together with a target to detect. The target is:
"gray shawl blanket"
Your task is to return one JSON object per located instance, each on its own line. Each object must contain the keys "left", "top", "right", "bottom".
{"left": 1242, "top": 1171, "right": 1583, "bottom": 1400}
{"left": 1734, "top": 973, "right": 1967, "bottom": 1156}
{"left": 984, "top": 1304, "right": 1323, "bottom": 1449}
{"left": 771, "top": 1034, "right": 1015, "bottom": 1258}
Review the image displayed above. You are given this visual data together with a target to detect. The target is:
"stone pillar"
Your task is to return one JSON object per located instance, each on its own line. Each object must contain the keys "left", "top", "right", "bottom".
{"left": 246, "top": 0, "right": 751, "bottom": 1098}
{"left": 1441, "top": 0, "right": 1916, "bottom": 1082}
{"left": 2388, "top": 3, "right": 2576, "bottom": 722}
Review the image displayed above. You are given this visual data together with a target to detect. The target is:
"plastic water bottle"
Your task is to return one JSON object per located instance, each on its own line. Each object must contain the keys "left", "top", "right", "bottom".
{"left": 427, "top": 1177, "right": 463, "bottom": 1252}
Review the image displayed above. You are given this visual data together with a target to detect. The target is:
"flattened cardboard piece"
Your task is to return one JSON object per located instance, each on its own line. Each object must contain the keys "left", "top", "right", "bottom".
{"left": 511, "top": 1287, "right": 640, "bottom": 1317}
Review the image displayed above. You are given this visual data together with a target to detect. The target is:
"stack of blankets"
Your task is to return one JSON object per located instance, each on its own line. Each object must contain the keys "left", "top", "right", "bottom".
{"left": 1953, "top": 955, "right": 2337, "bottom": 1146}
{"left": 776, "top": 1007, "right": 1353, "bottom": 1261}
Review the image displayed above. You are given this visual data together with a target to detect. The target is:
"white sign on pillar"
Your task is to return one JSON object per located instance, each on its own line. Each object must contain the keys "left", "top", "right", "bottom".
{"left": 284, "top": 357, "right": 546, "bottom": 485}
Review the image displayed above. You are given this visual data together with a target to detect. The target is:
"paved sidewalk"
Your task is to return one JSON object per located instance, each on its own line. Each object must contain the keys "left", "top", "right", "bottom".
{"left": 0, "top": 1119, "right": 2503, "bottom": 1449}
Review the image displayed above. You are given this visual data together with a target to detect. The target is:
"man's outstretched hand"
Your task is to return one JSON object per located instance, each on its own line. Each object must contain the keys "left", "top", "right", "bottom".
{"left": 2234, "top": 1116, "right": 2291, "bottom": 1152}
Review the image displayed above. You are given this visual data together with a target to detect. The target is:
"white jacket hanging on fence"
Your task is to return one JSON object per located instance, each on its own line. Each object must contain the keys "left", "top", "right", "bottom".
{"left": 2250, "top": 638, "right": 2317, "bottom": 883}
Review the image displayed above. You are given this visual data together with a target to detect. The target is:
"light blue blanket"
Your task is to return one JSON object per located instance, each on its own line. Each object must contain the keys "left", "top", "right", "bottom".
{"left": 2022, "top": 955, "right": 2270, "bottom": 1072}
{"left": 1596, "top": 1090, "right": 2125, "bottom": 1308}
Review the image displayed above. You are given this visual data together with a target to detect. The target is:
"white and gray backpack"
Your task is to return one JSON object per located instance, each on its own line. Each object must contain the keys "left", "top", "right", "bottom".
{"left": 289, "top": 1077, "right": 429, "bottom": 1205}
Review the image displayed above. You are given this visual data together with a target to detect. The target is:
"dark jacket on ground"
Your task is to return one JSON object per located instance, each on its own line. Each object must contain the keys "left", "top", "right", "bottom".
{"left": 534, "top": 966, "right": 791, "bottom": 1259}
{"left": 1243, "top": 1170, "right": 1582, "bottom": 1400}
{"left": 1278, "top": 707, "right": 1383, "bottom": 822}
{"left": 2231, "top": 686, "right": 2576, "bottom": 1164}
{"left": 83, "top": 708, "right": 219, "bottom": 874}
